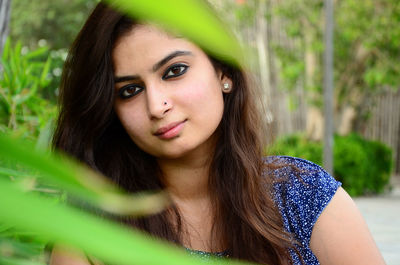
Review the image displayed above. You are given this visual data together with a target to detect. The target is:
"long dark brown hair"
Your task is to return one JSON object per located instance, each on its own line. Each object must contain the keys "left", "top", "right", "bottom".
{"left": 53, "top": 2, "right": 296, "bottom": 264}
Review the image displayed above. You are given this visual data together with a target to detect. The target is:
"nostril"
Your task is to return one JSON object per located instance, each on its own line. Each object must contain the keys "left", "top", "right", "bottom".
{"left": 148, "top": 100, "right": 172, "bottom": 120}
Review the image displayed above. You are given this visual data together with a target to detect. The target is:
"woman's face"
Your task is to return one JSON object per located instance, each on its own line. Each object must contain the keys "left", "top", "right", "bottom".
{"left": 112, "top": 25, "right": 232, "bottom": 159}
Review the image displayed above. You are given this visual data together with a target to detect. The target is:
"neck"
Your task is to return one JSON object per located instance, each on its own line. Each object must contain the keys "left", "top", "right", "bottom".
{"left": 157, "top": 133, "right": 218, "bottom": 202}
{"left": 158, "top": 154, "right": 216, "bottom": 252}
{"left": 156, "top": 139, "right": 222, "bottom": 252}
{"left": 157, "top": 153, "right": 211, "bottom": 202}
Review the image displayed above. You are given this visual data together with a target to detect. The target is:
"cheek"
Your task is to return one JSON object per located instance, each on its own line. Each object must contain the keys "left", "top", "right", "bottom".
{"left": 179, "top": 78, "right": 223, "bottom": 110}
{"left": 115, "top": 104, "right": 146, "bottom": 137}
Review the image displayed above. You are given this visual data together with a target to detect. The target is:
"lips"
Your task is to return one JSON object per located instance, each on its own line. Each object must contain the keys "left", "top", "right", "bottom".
{"left": 154, "top": 120, "right": 187, "bottom": 139}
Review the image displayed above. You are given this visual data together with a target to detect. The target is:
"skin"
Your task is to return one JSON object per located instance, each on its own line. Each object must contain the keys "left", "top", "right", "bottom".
{"left": 310, "top": 187, "right": 385, "bottom": 265}
{"left": 51, "top": 25, "right": 385, "bottom": 265}
{"left": 113, "top": 25, "right": 231, "bottom": 161}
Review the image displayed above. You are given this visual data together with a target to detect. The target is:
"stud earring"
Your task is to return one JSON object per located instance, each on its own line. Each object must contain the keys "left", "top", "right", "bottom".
{"left": 223, "top": 83, "right": 230, "bottom": 91}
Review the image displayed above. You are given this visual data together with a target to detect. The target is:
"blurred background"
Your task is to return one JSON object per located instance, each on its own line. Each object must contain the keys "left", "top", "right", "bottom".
{"left": 0, "top": 0, "right": 400, "bottom": 187}
{"left": 212, "top": 0, "right": 400, "bottom": 181}
{"left": 0, "top": 0, "right": 399, "bottom": 263}
{"left": 1, "top": 0, "right": 399, "bottom": 192}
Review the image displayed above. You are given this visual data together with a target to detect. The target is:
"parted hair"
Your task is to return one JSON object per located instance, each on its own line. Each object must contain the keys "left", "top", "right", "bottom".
{"left": 53, "top": 2, "right": 296, "bottom": 264}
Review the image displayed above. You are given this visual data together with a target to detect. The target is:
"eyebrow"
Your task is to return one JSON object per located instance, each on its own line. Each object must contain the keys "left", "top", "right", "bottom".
{"left": 114, "top": 50, "right": 193, "bottom": 84}
{"left": 152, "top": 50, "right": 192, "bottom": 72}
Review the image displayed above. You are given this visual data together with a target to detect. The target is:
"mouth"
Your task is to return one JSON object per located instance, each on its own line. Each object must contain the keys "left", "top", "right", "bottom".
{"left": 154, "top": 119, "right": 187, "bottom": 140}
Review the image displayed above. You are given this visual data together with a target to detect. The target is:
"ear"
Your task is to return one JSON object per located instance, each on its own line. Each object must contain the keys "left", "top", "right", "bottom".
{"left": 218, "top": 70, "right": 233, "bottom": 93}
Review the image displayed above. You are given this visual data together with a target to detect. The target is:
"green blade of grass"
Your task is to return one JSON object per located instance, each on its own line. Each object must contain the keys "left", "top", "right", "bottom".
{"left": 0, "top": 257, "right": 45, "bottom": 265}
{"left": 0, "top": 133, "right": 111, "bottom": 195}
{"left": 0, "top": 167, "right": 29, "bottom": 178}
{"left": 0, "top": 178, "right": 254, "bottom": 265}
{"left": 0, "top": 133, "right": 168, "bottom": 216}
{"left": 0, "top": 237, "right": 44, "bottom": 259}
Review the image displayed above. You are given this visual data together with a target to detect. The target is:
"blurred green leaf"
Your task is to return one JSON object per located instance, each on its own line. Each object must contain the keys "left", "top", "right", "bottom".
{"left": 0, "top": 237, "right": 44, "bottom": 259}
{"left": 0, "top": 224, "right": 13, "bottom": 233}
{"left": 0, "top": 133, "right": 170, "bottom": 216}
{"left": 24, "top": 47, "right": 49, "bottom": 60}
{"left": 1, "top": 38, "right": 10, "bottom": 61}
{"left": 35, "top": 118, "right": 54, "bottom": 151}
{"left": 39, "top": 57, "right": 51, "bottom": 87}
{"left": 0, "top": 167, "right": 29, "bottom": 178}
{"left": 0, "top": 257, "right": 45, "bottom": 265}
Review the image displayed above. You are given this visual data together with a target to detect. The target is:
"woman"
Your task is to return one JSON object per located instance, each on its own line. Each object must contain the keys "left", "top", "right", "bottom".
{"left": 51, "top": 2, "right": 385, "bottom": 265}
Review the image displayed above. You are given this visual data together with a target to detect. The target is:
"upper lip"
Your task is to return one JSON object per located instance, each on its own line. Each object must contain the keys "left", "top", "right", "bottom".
{"left": 153, "top": 120, "right": 186, "bottom": 135}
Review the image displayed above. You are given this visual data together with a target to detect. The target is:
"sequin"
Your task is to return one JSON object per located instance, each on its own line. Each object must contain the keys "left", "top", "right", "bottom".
{"left": 269, "top": 156, "right": 341, "bottom": 264}
{"left": 184, "top": 247, "right": 230, "bottom": 260}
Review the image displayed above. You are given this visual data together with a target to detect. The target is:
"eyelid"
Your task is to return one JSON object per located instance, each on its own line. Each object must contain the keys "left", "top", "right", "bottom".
{"left": 162, "top": 63, "right": 189, "bottom": 80}
{"left": 118, "top": 84, "right": 144, "bottom": 99}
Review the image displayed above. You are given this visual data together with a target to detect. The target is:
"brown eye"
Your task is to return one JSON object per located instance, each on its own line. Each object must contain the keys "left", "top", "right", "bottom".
{"left": 162, "top": 64, "right": 189, "bottom": 80}
{"left": 119, "top": 84, "right": 144, "bottom": 99}
{"left": 171, "top": 67, "right": 181, "bottom": 75}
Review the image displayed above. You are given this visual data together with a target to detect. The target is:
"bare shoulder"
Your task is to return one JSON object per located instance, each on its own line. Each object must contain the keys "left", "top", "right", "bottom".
{"left": 310, "top": 187, "right": 385, "bottom": 265}
{"left": 50, "top": 245, "right": 103, "bottom": 265}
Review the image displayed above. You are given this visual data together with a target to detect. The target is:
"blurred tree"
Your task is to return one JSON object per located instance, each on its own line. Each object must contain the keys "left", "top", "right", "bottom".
{"left": 0, "top": 0, "right": 11, "bottom": 56}
{"left": 10, "top": 0, "right": 98, "bottom": 49}
{"left": 335, "top": 0, "right": 400, "bottom": 132}
{"left": 272, "top": 0, "right": 400, "bottom": 134}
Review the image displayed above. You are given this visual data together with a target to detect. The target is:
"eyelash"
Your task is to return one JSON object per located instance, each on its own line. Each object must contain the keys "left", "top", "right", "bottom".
{"left": 118, "top": 63, "right": 189, "bottom": 99}
{"left": 162, "top": 63, "right": 189, "bottom": 80}
{"left": 118, "top": 84, "right": 144, "bottom": 99}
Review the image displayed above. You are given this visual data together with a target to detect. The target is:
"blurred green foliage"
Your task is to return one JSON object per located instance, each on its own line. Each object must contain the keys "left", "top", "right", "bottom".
{"left": 271, "top": 0, "right": 400, "bottom": 128}
{"left": 10, "top": 0, "right": 92, "bottom": 102}
{"left": 0, "top": 39, "right": 56, "bottom": 142}
{"left": 269, "top": 133, "right": 393, "bottom": 196}
{"left": 335, "top": 134, "right": 393, "bottom": 195}
{"left": 10, "top": 0, "right": 98, "bottom": 50}
{"left": 0, "top": 230, "right": 49, "bottom": 265}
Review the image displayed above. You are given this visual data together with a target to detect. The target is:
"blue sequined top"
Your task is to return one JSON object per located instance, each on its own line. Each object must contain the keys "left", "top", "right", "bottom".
{"left": 186, "top": 156, "right": 342, "bottom": 264}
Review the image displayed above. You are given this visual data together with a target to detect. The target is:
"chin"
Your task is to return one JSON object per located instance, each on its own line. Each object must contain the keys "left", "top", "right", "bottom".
{"left": 155, "top": 149, "right": 192, "bottom": 160}
{"left": 146, "top": 135, "right": 216, "bottom": 161}
{"left": 152, "top": 143, "right": 202, "bottom": 160}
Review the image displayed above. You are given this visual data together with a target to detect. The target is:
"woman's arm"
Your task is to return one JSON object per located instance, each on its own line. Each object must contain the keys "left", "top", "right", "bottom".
{"left": 310, "top": 187, "right": 385, "bottom": 265}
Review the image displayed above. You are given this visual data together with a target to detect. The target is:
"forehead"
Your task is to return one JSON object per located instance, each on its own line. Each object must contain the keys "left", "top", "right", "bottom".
{"left": 112, "top": 24, "right": 201, "bottom": 73}
{"left": 116, "top": 24, "right": 176, "bottom": 45}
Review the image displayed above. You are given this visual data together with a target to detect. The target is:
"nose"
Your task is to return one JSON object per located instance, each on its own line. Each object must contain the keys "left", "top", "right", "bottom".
{"left": 145, "top": 83, "right": 171, "bottom": 119}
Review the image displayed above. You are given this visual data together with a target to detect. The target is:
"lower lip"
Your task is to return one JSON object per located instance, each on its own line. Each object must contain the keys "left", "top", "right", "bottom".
{"left": 157, "top": 121, "right": 186, "bottom": 140}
